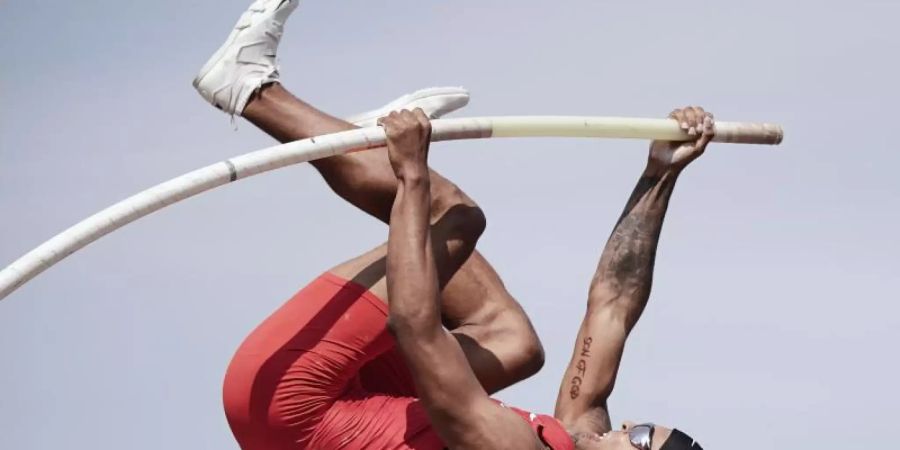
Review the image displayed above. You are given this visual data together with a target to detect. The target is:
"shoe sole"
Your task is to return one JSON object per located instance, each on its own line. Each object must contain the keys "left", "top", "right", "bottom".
{"left": 347, "top": 87, "right": 470, "bottom": 124}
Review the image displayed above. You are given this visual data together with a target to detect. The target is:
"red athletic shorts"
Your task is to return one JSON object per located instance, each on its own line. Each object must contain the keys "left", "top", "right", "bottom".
{"left": 222, "top": 273, "right": 445, "bottom": 449}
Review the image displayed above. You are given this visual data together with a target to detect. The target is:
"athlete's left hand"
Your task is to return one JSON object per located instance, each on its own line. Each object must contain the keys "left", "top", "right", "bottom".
{"left": 378, "top": 108, "right": 432, "bottom": 181}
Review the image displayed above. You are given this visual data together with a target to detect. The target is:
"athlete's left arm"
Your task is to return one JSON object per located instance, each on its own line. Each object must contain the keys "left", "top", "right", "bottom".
{"left": 382, "top": 109, "right": 543, "bottom": 450}
{"left": 554, "top": 107, "right": 715, "bottom": 435}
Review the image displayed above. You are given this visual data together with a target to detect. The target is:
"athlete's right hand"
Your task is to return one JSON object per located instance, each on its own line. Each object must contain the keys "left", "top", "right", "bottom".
{"left": 378, "top": 108, "right": 432, "bottom": 181}
{"left": 648, "top": 106, "right": 714, "bottom": 174}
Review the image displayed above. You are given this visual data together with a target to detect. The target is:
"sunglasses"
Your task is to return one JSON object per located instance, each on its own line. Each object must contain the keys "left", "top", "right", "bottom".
{"left": 628, "top": 423, "right": 655, "bottom": 450}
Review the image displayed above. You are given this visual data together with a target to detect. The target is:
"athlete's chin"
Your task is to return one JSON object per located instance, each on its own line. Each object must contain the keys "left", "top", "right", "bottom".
{"left": 575, "top": 440, "right": 610, "bottom": 450}
{"left": 572, "top": 433, "right": 607, "bottom": 450}
{"left": 574, "top": 431, "right": 630, "bottom": 450}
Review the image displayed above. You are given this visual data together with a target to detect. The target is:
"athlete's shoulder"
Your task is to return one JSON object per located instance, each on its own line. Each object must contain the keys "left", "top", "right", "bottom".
{"left": 494, "top": 401, "right": 575, "bottom": 450}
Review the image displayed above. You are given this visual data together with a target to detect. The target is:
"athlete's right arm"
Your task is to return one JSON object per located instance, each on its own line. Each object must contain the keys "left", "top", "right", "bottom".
{"left": 381, "top": 109, "right": 543, "bottom": 450}
{"left": 553, "top": 107, "right": 714, "bottom": 435}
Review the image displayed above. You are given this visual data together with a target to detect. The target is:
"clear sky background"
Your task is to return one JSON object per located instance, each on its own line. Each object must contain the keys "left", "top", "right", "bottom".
{"left": 1, "top": 1, "right": 898, "bottom": 449}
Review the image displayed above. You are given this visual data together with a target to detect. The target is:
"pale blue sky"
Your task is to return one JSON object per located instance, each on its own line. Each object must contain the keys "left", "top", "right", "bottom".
{"left": 2, "top": 1, "right": 898, "bottom": 449}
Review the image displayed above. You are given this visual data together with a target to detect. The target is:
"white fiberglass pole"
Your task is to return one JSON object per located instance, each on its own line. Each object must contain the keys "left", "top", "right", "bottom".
{"left": 0, "top": 116, "right": 783, "bottom": 301}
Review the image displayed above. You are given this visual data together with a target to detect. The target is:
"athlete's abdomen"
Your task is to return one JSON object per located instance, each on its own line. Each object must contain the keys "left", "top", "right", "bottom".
{"left": 307, "top": 392, "right": 445, "bottom": 450}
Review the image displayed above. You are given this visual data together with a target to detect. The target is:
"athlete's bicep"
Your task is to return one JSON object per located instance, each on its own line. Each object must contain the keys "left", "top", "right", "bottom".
{"left": 395, "top": 328, "right": 542, "bottom": 449}
{"left": 553, "top": 307, "right": 627, "bottom": 433}
{"left": 395, "top": 327, "right": 489, "bottom": 423}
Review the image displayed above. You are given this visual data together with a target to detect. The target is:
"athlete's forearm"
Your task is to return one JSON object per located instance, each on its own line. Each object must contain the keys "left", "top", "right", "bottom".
{"left": 557, "top": 108, "right": 712, "bottom": 432}
{"left": 555, "top": 167, "right": 680, "bottom": 428}
{"left": 587, "top": 165, "right": 679, "bottom": 328}
{"left": 385, "top": 174, "right": 524, "bottom": 449}
{"left": 386, "top": 172, "right": 443, "bottom": 337}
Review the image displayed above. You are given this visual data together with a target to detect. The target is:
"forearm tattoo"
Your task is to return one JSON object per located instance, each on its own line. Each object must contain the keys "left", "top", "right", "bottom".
{"left": 593, "top": 175, "right": 676, "bottom": 323}
{"left": 569, "top": 337, "right": 594, "bottom": 399}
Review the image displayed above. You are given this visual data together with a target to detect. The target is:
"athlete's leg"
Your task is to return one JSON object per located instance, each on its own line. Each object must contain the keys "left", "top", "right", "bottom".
{"left": 224, "top": 178, "right": 486, "bottom": 449}
{"left": 194, "top": 0, "right": 542, "bottom": 392}
{"left": 242, "top": 85, "right": 543, "bottom": 393}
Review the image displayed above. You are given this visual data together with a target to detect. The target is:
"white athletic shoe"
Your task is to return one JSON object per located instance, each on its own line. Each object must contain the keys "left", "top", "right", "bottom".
{"left": 193, "top": 0, "right": 299, "bottom": 116}
{"left": 346, "top": 87, "right": 470, "bottom": 127}
{"left": 193, "top": 0, "right": 470, "bottom": 124}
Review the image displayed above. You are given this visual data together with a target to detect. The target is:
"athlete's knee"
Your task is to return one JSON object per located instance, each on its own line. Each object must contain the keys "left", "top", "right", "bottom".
{"left": 483, "top": 306, "right": 545, "bottom": 379}
{"left": 505, "top": 312, "right": 545, "bottom": 377}
{"left": 431, "top": 177, "right": 475, "bottom": 212}
{"left": 455, "top": 204, "right": 488, "bottom": 242}
{"left": 431, "top": 182, "right": 486, "bottom": 241}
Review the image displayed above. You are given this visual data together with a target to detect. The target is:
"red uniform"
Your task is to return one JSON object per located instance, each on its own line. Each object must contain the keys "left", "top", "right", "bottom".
{"left": 223, "top": 273, "right": 574, "bottom": 450}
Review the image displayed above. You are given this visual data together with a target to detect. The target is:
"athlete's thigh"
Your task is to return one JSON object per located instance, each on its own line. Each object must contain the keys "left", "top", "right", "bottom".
{"left": 331, "top": 247, "right": 543, "bottom": 395}
{"left": 321, "top": 150, "right": 542, "bottom": 392}
{"left": 223, "top": 272, "right": 394, "bottom": 448}
{"left": 444, "top": 253, "right": 544, "bottom": 393}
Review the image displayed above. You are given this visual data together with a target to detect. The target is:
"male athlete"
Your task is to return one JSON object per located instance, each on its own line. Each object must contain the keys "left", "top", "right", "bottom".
{"left": 194, "top": 1, "right": 705, "bottom": 448}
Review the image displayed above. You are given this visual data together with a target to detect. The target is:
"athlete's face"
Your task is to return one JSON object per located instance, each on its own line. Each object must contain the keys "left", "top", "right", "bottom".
{"left": 574, "top": 422, "right": 673, "bottom": 450}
